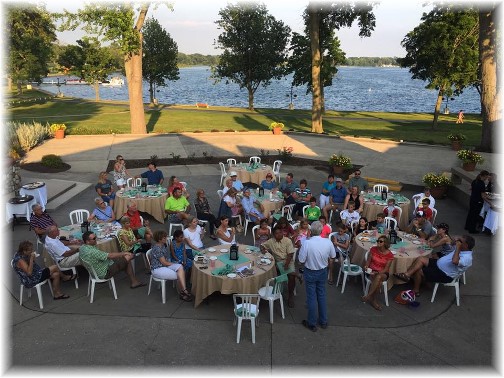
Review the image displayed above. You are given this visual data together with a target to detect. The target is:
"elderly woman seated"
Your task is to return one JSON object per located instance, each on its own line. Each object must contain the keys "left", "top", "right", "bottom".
{"left": 88, "top": 197, "right": 119, "bottom": 224}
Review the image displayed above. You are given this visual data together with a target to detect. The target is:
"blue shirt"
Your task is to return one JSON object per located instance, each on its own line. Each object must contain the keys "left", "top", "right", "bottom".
{"left": 279, "top": 180, "right": 298, "bottom": 193}
{"left": 260, "top": 179, "right": 277, "bottom": 190}
{"left": 321, "top": 181, "right": 337, "bottom": 196}
{"left": 141, "top": 169, "right": 164, "bottom": 185}
{"left": 329, "top": 186, "right": 347, "bottom": 204}
{"left": 232, "top": 179, "right": 244, "bottom": 191}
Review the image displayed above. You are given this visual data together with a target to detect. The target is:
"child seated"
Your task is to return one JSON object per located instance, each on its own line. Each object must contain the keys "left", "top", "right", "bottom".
{"left": 254, "top": 218, "right": 271, "bottom": 248}
{"left": 383, "top": 198, "right": 400, "bottom": 223}
{"left": 330, "top": 223, "right": 350, "bottom": 257}
{"left": 339, "top": 201, "right": 360, "bottom": 227}
{"left": 305, "top": 197, "right": 321, "bottom": 223}
{"left": 369, "top": 213, "right": 387, "bottom": 232}
{"left": 294, "top": 218, "right": 311, "bottom": 248}
{"left": 353, "top": 217, "right": 369, "bottom": 237}
{"left": 319, "top": 215, "right": 332, "bottom": 238}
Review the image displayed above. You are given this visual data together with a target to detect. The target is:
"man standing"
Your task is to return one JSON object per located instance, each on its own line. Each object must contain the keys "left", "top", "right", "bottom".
{"left": 30, "top": 203, "right": 57, "bottom": 241}
{"left": 79, "top": 231, "right": 145, "bottom": 289}
{"left": 165, "top": 187, "right": 191, "bottom": 223}
{"left": 44, "top": 225, "right": 82, "bottom": 273}
{"left": 279, "top": 173, "right": 298, "bottom": 194}
{"left": 136, "top": 162, "right": 164, "bottom": 185}
{"left": 298, "top": 221, "right": 336, "bottom": 332}
{"left": 348, "top": 169, "right": 368, "bottom": 192}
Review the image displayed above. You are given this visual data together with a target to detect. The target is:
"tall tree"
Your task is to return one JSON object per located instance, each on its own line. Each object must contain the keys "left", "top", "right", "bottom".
{"left": 399, "top": 7, "right": 479, "bottom": 128}
{"left": 478, "top": 5, "right": 499, "bottom": 152}
{"left": 213, "top": 3, "right": 291, "bottom": 110}
{"left": 308, "top": 2, "right": 375, "bottom": 133}
{"left": 142, "top": 17, "right": 179, "bottom": 105}
{"left": 7, "top": 4, "right": 56, "bottom": 93}
{"left": 58, "top": 3, "right": 172, "bottom": 134}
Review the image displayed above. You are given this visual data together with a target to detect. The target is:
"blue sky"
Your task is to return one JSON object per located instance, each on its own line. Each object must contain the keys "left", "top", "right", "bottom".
{"left": 44, "top": 0, "right": 433, "bottom": 57}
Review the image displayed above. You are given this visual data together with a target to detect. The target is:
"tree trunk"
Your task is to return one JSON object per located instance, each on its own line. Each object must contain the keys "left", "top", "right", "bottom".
{"left": 17, "top": 80, "right": 22, "bottom": 95}
{"left": 478, "top": 7, "right": 498, "bottom": 152}
{"left": 93, "top": 81, "right": 100, "bottom": 101}
{"left": 321, "top": 84, "right": 325, "bottom": 114}
{"left": 247, "top": 87, "right": 254, "bottom": 110}
{"left": 309, "top": 5, "right": 323, "bottom": 133}
{"left": 149, "top": 81, "right": 154, "bottom": 104}
{"left": 432, "top": 89, "right": 444, "bottom": 129}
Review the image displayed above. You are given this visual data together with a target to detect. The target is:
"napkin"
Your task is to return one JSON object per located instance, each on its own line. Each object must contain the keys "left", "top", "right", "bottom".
{"left": 60, "top": 226, "right": 73, "bottom": 231}
{"left": 192, "top": 250, "right": 204, "bottom": 257}
{"left": 211, "top": 264, "right": 235, "bottom": 276}
{"left": 390, "top": 241, "right": 408, "bottom": 249}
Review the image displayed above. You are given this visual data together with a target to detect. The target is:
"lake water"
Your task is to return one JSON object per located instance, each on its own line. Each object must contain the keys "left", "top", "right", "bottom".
{"left": 40, "top": 66, "right": 481, "bottom": 113}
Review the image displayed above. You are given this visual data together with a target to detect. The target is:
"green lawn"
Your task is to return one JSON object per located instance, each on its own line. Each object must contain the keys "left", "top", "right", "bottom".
{"left": 7, "top": 88, "right": 483, "bottom": 147}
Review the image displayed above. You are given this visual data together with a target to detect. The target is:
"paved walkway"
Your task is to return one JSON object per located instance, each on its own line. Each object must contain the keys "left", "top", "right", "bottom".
{"left": 6, "top": 133, "right": 496, "bottom": 371}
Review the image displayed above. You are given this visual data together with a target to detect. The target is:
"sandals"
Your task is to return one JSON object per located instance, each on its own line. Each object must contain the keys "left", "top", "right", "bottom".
{"left": 393, "top": 273, "right": 410, "bottom": 283}
{"left": 180, "top": 289, "right": 193, "bottom": 302}
{"left": 54, "top": 294, "right": 70, "bottom": 300}
{"left": 130, "top": 282, "right": 147, "bottom": 289}
{"left": 63, "top": 274, "right": 77, "bottom": 282}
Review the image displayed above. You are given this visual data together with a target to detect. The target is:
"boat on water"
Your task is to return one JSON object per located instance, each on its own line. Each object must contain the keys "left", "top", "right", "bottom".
{"left": 65, "top": 78, "right": 90, "bottom": 85}
{"left": 101, "top": 77, "right": 124, "bottom": 87}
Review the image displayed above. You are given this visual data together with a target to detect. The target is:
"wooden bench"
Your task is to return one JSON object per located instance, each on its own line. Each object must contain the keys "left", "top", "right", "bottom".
{"left": 345, "top": 176, "right": 402, "bottom": 192}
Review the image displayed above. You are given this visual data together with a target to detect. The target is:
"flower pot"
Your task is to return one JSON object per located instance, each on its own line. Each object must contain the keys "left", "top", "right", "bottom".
{"left": 54, "top": 129, "right": 65, "bottom": 139}
{"left": 429, "top": 186, "right": 447, "bottom": 199}
{"left": 462, "top": 162, "right": 476, "bottom": 171}
{"left": 332, "top": 165, "right": 344, "bottom": 175}
{"left": 272, "top": 127, "right": 282, "bottom": 135}
{"left": 451, "top": 141, "right": 462, "bottom": 151}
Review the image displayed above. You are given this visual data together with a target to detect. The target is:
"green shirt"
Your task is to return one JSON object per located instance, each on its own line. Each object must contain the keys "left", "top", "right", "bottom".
{"left": 305, "top": 206, "right": 321, "bottom": 221}
{"left": 165, "top": 196, "right": 190, "bottom": 212}
{"left": 79, "top": 244, "right": 113, "bottom": 279}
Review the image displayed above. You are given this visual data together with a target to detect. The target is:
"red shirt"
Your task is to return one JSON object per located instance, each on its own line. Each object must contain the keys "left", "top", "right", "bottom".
{"left": 320, "top": 224, "right": 331, "bottom": 238}
{"left": 415, "top": 206, "right": 433, "bottom": 221}
{"left": 369, "top": 246, "right": 394, "bottom": 272}
{"left": 168, "top": 183, "right": 184, "bottom": 196}
{"left": 383, "top": 206, "right": 399, "bottom": 218}
{"left": 124, "top": 210, "right": 142, "bottom": 229}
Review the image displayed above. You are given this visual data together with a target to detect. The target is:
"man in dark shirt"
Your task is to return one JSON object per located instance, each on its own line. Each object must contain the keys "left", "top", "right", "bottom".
{"left": 136, "top": 162, "right": 164, "bottom": 185}
{"left": 322, "top": 178, "right": 347, "bottom": 221}
{"left": 29, "top": 203, "right": 57, "bottom": 241}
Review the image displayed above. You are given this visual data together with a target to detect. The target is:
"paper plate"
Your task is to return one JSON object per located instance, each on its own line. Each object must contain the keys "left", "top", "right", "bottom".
{"left": 358, "top": 236, "right": 370, "bottom": 242}
{"left": 412, "top": 240, "right": 421, "bottom": 245}
{"left": 409, "top": 234, "right": 419, "bottom": 239}
{"left": 207, "top": 248, "right": 216, "bottom": 252}
{"left": 244, "top": 249, "right": 252, "bottom": 254}
{"left": 220, "top": 249, "right": 228, "bottom": 253}
{"left": 209, "top": 256, "right": 217, "bottom": 261}
{"left": 260, "top": 258, "right": 271, "bottom": 265}
{"left": 391, "top": 250, "right": 397, "bottom": 255}
{"left": 227, "top": 273, "right": 237, "bottom": 278}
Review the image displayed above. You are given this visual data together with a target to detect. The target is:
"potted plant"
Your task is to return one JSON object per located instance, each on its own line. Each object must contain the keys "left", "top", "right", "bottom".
{"left": 422, "top": 172, "right": 452, "bottom": 199}
{"left": 328, "top": 153, "right": 352, "bottom": 175}
{"left": 447, "top": 133, "right": 466, "bottom": 151}
{"left": 50, "top": 123, "right": 67, "bottom": 139}
{"left": 456, "top": 149, "right": 484, "bottom": 171}
{"left": 269, "top": 122, "right": 284, "bottom": 135}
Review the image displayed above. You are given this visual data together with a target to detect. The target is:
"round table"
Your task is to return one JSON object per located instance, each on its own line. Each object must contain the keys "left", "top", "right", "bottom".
{"left": 227, "top": 164, "right": 273, "bottom": 185}
{"left": 361, "top": 192, "right": 411, "bottom": 230}
{"left": 238, "top": 190, "right": 283, "bottom": 216}
{"left": 114, "top": 187, "right": 168, "bottom": 224}
{"left": 191, "top": 245, "right": 276, "bottom": 307}
{"left": 6, "top": 195, "right": 36, "bottom": 224}
{"left": 20, "top": 182, "right": 47, "bottom": 210}
{"left": 351, "top": 230, "right": 432, "bottom": 290}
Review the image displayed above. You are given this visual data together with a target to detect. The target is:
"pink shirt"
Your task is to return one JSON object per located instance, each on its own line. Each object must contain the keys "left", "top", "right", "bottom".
{"left": 320, "top": 224, "right": 331, "bottom": 238}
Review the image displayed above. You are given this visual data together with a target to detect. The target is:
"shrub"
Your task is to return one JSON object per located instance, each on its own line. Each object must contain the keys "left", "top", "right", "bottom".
{"left": 422, "top": 172, "right": 452, "bottom": 187}
{"left": 276, "top": 146, "right": 293, "bottom": 161}
{"left": 67, "top": 127, "right": 123, "bottom": 135}
{"left": 9, "top": 121, "right": 50, "bottom": 151}
{"left": 328, "top": 153, "right": 352, "bottom": 168}
{"left": 41, "top": 154, "right": 64, "bottom": 168}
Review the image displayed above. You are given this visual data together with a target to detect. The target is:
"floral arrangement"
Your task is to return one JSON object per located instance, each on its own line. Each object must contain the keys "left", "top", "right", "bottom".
{"left": 447, "top": 133, "right": 466, "bottom": 141}
{"left": 422, "top": 172, "right": 452, "bottom": 188}
{"left": 49, "top": 123, "right": 66, "bottom": 133}
{"left": 269, "top": 122, "right": 285, "bottom": 130}
{"left": 328, "top": 153, "right": 352, "bottom": 168}
{"left": 456, "top": 149, "right": 484, "bottom": 164}
{"left": 277, "top": 146, "right": 293, "bottom": 160}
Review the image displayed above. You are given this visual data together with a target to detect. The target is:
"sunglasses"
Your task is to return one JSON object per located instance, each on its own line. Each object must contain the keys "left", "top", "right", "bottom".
{"left": 88, "top": 237, "right": 96, "bottom": 240}
{"left": 99, "top": 202, "right": 105, "bottom": 205}
{"left": 355, "top": 173, "right": 361, "bottom": 175}
{"left": 377, "top": 240, "right": 385, "bottom": 243}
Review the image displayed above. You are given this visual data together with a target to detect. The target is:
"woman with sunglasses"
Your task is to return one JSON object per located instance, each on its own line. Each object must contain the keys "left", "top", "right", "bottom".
{"left": 113, "top": 155, "right": 130, "bottom": 189}
{"left": 361, "top": 236, "right": 394, "bottom": 311}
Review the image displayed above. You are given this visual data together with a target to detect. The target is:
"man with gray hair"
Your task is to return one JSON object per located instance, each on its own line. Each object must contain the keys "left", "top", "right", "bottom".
{"left": 298, "top": 221, "right": 336, "bottom": 332}
{"left": 29, "top": 203, "right": 57, "bottom": 241}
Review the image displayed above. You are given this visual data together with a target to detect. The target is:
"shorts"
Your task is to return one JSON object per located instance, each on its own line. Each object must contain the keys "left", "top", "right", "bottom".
{"left": 105, "top": 257, "right": 128, "bottom": 279}
{"left": 422, "top": 259, "right": 452, "bottom": 283}
{"left": 168, "top": 214, "right": 183, "bottom": 223}
{"left": 366, "top": 271, "right": 389, "bottom": 280}
{"left": 152, "top": 265, "right": 181, "bottom": 280}
{"left": 58, "top": 253, "right": 81, "bottom": 268}
{"left": 116, "top": 178, "right": 126, "bottom": 186}
{"left": 38, "top": 267, "right": 51, "bottom": 283}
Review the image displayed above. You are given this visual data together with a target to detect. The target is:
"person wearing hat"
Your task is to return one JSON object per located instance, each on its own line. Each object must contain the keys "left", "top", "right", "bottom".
{"left": 427, "top": 223, "right": 455, "bottom": 258}
{"left": 322, "top": 177, "right": 347, "bottom": 221}
{"left": 260, "top": 172, "right": 278, "bottom": 191}
{"left": 241, "top": 187, "right": 269, "bottom": 224}
{"left": 229, "top": 171, "right": 244, "bottom": 192}
{"left": 405, "top": 213, "right": 435, "bottom": 239}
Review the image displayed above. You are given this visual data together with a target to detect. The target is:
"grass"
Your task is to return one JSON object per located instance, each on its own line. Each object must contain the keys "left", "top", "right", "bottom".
{"left": 7, "top": 88, "right": 483, "bottom": 146}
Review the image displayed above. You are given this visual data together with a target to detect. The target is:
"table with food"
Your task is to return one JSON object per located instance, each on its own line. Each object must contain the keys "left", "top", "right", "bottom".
{"left": 361, "top": 192, "right": 411, "bottom": 230}
{"left": 113, "top": 185, "right": 168, "bottom": 223}
{"left": 351, "top": 229, "right": 433, "bottom": 289}
{"left": 227, "top": 163, "right": 274, "bottom": 185}
{"left": 190, "top": 244, "right": 276, "bottom": 307}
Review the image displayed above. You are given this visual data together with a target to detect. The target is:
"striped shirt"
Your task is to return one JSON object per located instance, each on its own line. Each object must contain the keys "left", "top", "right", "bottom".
{"left": 29, "top": 213, "right": 56, "bottom": 237}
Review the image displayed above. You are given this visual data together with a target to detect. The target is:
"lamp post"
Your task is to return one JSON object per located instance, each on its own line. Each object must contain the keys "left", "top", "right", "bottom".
{"left": 286, "top": 85, "right": 297, "bottom": 110}
{"left": 443, "top": 96, "right": 454, "bottom": 114}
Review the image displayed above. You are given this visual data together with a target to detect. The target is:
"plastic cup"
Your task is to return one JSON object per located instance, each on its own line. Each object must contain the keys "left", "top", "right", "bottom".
{"left": 366, "top": 268, "right": 372, "bottom": 274}
{"left": 210, "top": 259, "right": 215, "bottom": 268}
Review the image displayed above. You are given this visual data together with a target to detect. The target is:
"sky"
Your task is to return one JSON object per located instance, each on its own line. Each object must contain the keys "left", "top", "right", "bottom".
{"left": 39, "top": 0, "right": 435, "bottom": 57}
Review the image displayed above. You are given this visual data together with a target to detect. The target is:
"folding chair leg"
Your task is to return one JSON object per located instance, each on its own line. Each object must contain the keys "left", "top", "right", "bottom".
{"left": 236, "top": 318, "right": 243, "bottom": 343}
{"left": 35, "top": 284, "right": 44, "bottom": 309}
{"left": 90, "top": 281, "right": 96, "bottom": 303}
{"left": 148, "top": 277, "right": 153, "bottom": 295}
{"left": 430, "top": 283, "right": 440, "bottom": 303}
{"left": 455, "top": 283, "right": 460, "bottom": 306}
{"left": 279, "top": 295, "right": 285, "bottom": 319}
{"left": 110, "top": 278, "right": 118, "bottom": 300}
{"left": 269, "top": 300, "right": 274, "bottom": 324}
{"left": 19, "top": 286, "right": 23, "bottom": 306}
{"left": 251, "top": 319, "right": 256, "bottom": 344}
{"left": 161, "top": 282, "right": 166, "bottom": 304}
{"left": 341, "top": 273, "right": 348, "bottom": 293}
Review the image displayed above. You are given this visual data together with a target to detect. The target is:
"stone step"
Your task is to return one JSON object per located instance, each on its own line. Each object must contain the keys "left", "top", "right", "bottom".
{"left": 45, "top": 181, "right": 92, "bottom": 211}
{"left": 345, "top": 176, "right": 402, "bottom": 192}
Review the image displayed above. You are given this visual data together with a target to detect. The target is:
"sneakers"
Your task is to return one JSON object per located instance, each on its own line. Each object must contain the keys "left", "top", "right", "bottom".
{"left": 302, "top": 320, "right": 317, "bottom": 332}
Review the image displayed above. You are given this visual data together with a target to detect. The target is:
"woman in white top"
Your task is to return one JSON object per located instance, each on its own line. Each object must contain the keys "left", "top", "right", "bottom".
{"left": 183, "top": 216, "right": 204, "bottom": 250}
{"left": 215, "top": 216, "right": 236, "bottom": 245}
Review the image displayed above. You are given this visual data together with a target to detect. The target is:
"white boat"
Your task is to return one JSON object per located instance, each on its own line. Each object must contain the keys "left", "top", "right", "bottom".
{"left": 101, "top": 77, "right": 124, "bottom": 87}
{"left": 65, "top": 79, "right": 89, "bottom": 85}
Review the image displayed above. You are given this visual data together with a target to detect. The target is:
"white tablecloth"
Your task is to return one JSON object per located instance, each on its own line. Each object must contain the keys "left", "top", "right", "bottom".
{"left": 20, "top": 184, "right": 47, "bottom": 210}
{"left": 6, "top": 198, "right": 37, "bottom": 223}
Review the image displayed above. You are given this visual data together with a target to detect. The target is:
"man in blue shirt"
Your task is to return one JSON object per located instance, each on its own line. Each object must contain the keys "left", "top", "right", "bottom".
{"left": 241, "top": 187, "right": 268, "bottom": 223}
{"left": 322, "top": 178, "right": 347, "bottom": 221}
{"left": 137, "top": 162, "right": 164, "bottom": 185}
{"left": 279, "top": 172, "right": 298, "bottom": 194}
{"left": 229, "top": 171, "right": 244, "bottom": 191}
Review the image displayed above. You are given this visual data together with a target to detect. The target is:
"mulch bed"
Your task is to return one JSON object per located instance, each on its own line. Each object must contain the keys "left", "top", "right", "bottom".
{"left": 20, "top": 162, "right": 71, "bottom": 173}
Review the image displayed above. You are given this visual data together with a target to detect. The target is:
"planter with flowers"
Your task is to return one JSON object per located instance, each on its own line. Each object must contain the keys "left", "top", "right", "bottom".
{"left": 456, "top": 149, "right": 484, "bottom": 171}
{"left": 422, "top": 172, "right": 452, "bottom": 199}
{"left": 447, "top": 133, "right": 466, "bottom": 151}
{"left": 50, "top": 123, "right": 67, "bottom": 139}
{"left": 269, "top": 122, "right": 284, "bottom": 135}
{"left": 328, "top": 153, "right": 352, "bottom": 175}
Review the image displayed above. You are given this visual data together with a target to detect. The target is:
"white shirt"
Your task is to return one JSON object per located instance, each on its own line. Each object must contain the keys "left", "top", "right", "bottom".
{"left": 437, "top": 250, "right": 472, "bottom": 278}
{"left": 45, "top": 236, "right": 71, "bottom": 262}
{"left": 183, "top": 226, "right": 204, "bottom": 249}
{"left": 218, "top": 229, "right": 235, "bottom": 245}
{"left": 413, "top": 193, "right": 436, "bottom": 209}
{"left": 340, "top": 209, "right": 360, "bottom": 226}
{"left": 298, "top": 236, "right": 336, "bottom": 270}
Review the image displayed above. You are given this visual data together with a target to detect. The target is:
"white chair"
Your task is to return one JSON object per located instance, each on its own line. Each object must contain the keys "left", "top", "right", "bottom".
{"left": 35, "top": 237, "right": 45, "bottom": 254}
{"left": 81, "top": 260, "right": 117, "bottom": 303}
{"left": 252, "top": 224, "right": 271, "bottom": 246}
{"left": 302, "top": 205, "right": 320, "bottom": 219}
{"left": 13, "top": 260, "right": 53, "bottom": 309}
{"left": 363, "top": 250, "right": 389, "bottom": 306}
{"left": 350, "top": 220, "right": 359, "bottom": 235}
{"left": 127, "top": 177, "right": 142, "bottom": 187}
{"left": 146, "top": 249, "right": 177, "bottom": 304}
{"left": 55, "top": 260, "right": 79, "bottom": 289}
{"left": 69, "top": 209, "right": 90, "bottom": 225}
{"left": 168, "top": 223, "right": 184, "bottom": 237}
{"left": 249, "top": 156, "right": 261, "bottom": 164}
{"left": 336, "top": 253, "right": 365, "bottom": 294}
{"left": 217, "top": 189, "right": 224, "bottom": 200}
{"left": 227, "top": 158, "right": 237, "bottom": 170}
{"left": 281, "top": 204, "right": 295, "bottom": 223}
{"left": 272, "top": 160, "right": 282, "bottom": 183}
{"left": 431, "top": 208, "right": 438, "bottom": 225}
{"left": 430, "top": 274, "right": 462, "bottom": 306}
{"left": 193, "top": 204, "right": 209, "bottom": 231}
{"left": 412, "top": 194, "right": 422, "bottom": 211}
{"left": 233, "top": 294, "right": 261, "bottom": 343}
{"left": 219, "top": 162, "right": 227, "bottom": 186}
{"left": 373, "top": 184, "right": 389, "bottom": 193}
{"left": 258, "top": 274, "right": 287, "bottom": 324}
{"left": 384, "top": 216, "right": 398, "bottom": 230}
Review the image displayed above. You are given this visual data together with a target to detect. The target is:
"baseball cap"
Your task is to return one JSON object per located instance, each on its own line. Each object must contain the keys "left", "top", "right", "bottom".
{"left": 335, "top": 178, "right": 343, "bottom": 182}
{"left": 230, "top": 171, "right": 237, "bottom": 176}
